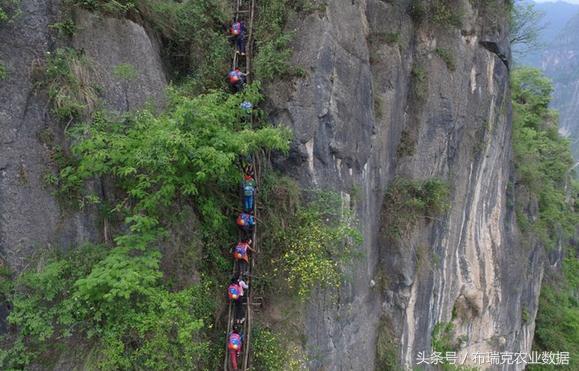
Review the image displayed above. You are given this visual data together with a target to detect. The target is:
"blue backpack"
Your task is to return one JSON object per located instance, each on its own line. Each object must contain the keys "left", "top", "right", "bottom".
{"left": 235, "top": 244, "right": 248, "bottom": 259}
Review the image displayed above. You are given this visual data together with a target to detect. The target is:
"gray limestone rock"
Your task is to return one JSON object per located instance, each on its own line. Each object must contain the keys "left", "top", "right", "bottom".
{"left": 265, "top": 1, "right": 543, "bottom": 369}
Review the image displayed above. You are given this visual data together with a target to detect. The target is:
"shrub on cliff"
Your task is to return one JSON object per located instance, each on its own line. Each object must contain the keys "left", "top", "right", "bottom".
{"left": 1, "top": 83, "right": 291, "bottom": 369}
{"left": 512, "top": 68, "right": 578, "bottom": 370}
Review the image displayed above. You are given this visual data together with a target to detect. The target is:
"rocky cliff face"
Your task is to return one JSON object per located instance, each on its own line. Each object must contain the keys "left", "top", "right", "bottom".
{"left": 0, "top": 0, "right": 166, "bottom": 272}
{"left": 266, "top": 0, "right": 542, "bottom": 369}
{"left": 1, "top": 0, "right": 545, "bottom": 369}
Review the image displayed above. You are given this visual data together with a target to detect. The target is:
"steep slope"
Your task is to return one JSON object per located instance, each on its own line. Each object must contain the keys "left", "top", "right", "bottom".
{"left": 265, "top": 0, "right": 540, "bottom": 369}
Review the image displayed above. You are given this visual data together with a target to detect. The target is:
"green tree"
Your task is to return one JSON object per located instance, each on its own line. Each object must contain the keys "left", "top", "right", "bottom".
{"left": 512, "top": 68, "right": 578, "bottom": 370}
{"left": 511, "top": 1, "right": 545, "bottom": 57}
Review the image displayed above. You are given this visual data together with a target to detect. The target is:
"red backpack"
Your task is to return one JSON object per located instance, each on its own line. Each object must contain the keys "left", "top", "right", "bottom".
{"left": 228, "top": 333, "right": 242, "bottom": 350}
{"left": 228, "top": 70, "right": 241, "bottom": 84}
{"left": 234, "top": 243, "right": 248, "bottom": 261}
{"left": 231, "top": 22, "right": 242, "bottom": 36}
{"left": 228, "top": 283, "right": 241, "bottom": 300}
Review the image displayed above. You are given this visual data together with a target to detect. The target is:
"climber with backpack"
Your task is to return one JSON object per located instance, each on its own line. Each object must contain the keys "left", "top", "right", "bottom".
{"left": 228, "top": 276, "right": 249, "bottom": 324}
{"left": 229, "top": 20, "right": 246, "bottom": 56}
{"left": 233, "top": 238, "right": 255, "bottom": 275}
{"left": 241, "top": 174, "right": 256, "bottom": 212}
{"left": 228, "top": 326, "right": 243, "bottom": 371}
{"left": 236, "top": 211, "right": 255, "bottom": 239}
{"left": 227, "top": 67, "right": 248, "bottom": 92}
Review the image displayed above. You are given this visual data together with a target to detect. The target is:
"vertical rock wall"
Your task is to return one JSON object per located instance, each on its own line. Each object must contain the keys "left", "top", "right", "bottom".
{"left": 266, "top": 0, "right": 543, "bottom": 369}
{"left": 0, "top": 0, "right": 167, "bottom": 272}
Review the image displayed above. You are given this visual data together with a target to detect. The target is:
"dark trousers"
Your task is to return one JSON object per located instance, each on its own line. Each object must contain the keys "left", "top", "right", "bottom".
{"left": 234, "top": 297, "right": 246, "bottom": 321}
{"left": 237, "top": 259, "right": 248, "bottom": 276}
{"left": 235, "top": 33, "right": 246, "bottom": 54}
{"left": 240, "top": 227, "right": 253, "bottom": 240}
{"left": 229, "top": 33, "right": 246, "bottom": 54}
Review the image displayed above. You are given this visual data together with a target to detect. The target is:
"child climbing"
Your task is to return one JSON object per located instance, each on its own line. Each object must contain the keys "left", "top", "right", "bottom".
{"left": 228, "top": 276, "right": 249, "bottom": 325}
{"left": 233, "top": 238, "right": 255, "bottom": 275}
{"left": 227, "top": 68, "right": 247, "bottom": 92}
{"left": 242, "top": 174, "right": 256, "bottom": 212}
{"left": 230, "top": 20, "right": 247, "bottom": 56}
{"left": 228, "top": 327, "right": 243, "bottom": 371}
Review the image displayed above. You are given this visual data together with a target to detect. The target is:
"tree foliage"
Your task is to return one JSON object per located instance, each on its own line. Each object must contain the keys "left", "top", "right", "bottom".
{"left": 512, "top": 68, "right": 578, "bottom": 370}
{"left": 0, "top": 0, "right": 20, "bottom": 23}
{"left": 1, "top": 82, "right": 290, "bottom": 368}
{"left": 271, "top": 189, "right": 362, "bottom": 299}
{"left": 61, "top": 83, "right": 290, "bottom": 224}
{"left": 39, "top": 48, "right": 99, "bottom": 121}
{"left": 382, "top": 178, "right": 450, "bottom": 239}
{"left": 64, "top": 0, "right": 231, "bottom": 88}
{"left": 0, "top": 245, "right": 217, "bottom": 370}
{"left": 256, "top": 174, "right": 364, "bottom": 300}
{"left": 512, "top": 68, "right": 577, "bottom": 249}
{"left": 511, "top": 0, "right": 545, "bottom": 57}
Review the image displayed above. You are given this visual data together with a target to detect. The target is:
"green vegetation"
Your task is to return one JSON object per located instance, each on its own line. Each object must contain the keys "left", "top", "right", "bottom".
{"left": 409, "top": 0, "right": 463, "bottom": 28}
{"left": 64, "top": 0, "right": 137, "bottom": 16}
{"left": 49, "top": 20, "right": 76, "bottom": 37}
{"left": 1, "top": 79, "right": 290, "bottom": 368}
{"left": 435, "top": 47, "right": 456, "bottom": 71}
{"left": 431, "top": 0, "right": 463, "bottom": 28}
{"left": 113, "top": 63, "right": 138, "bottom": 81}
{"left": 0, "top": 245, "right": 216, "bottom": 370}
{"left": 56, "top": 83, "right": 290, "bottom": 246}
{"left": 375, "top": 315, "right": 400, "bottom": 370}
{"left": 38, "top": 48, "right": 99, "bottom": 121}
{"left": 0, "top": 0, "right": 354, "bottom": 368}
{"left": 382, "top": 178, "right": 450, "bottom": 238}
{"left": 411, "top": 63, "right": 428, "bottom": 103}
{"left": 279, "top": 191, "right": 362, "bottom": 298}
{"left": 252, "top": 327, "right": 291, "bottom": 370}
{"left": 368, "top": 32, "right": 400, "bottom": 46}
{"left": 531, "top": 259, "right": 578, "bottom": 371}
{"left": 0, "top": 61, "right": 6, "bottom": 80}
{"left": 510, "top": 0, "right": 544, "bottom": 57}
{"left": 0, "top": 0, "right": 20, "bottom": 23}
{"left": 254, "top": 33, "right": 295, "bottom": 81}
{"left": 522, "top": 306, "right": 529, "bottom": 323}
{"left": 512, "top": 68, "right": 577, "bottom": 250}
{"left": 256, "top": 175, "right": 362, "bottom": 299}
{"left": 511, "top": 68, "right": 578, "bottom": 370}
{"left": 254, "top": 0, "right": 312, "bottom": 81}
{"left": 432, "top": 322, "right": 455, "bottom": 354}
{"left": 397, "top": 129, "right": 415, "bottom": 157}
{"left": 64, "top": 0, "right": 231, "bottom": 90}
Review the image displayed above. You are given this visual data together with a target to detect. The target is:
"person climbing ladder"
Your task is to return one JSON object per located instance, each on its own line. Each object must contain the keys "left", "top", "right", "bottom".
{"left": 228, "top": 326, "right": 244, "bottom": 371}
{"left": 229, "top": 20, "right": 246, "bottom": 56}
{"left": 227, "top": 67, "right": 247, "bottom": 92}
{"left": 224, "top": 1, "right": 257, "bottom": 369}
{"left": 228, "top": 275, "right": 249, "bottom": 324}
{"left": 242, "top": 173, "right": 256, "bottom": 212}
{"left": 233, "top": 238, "right": 255, "bottom": 275}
